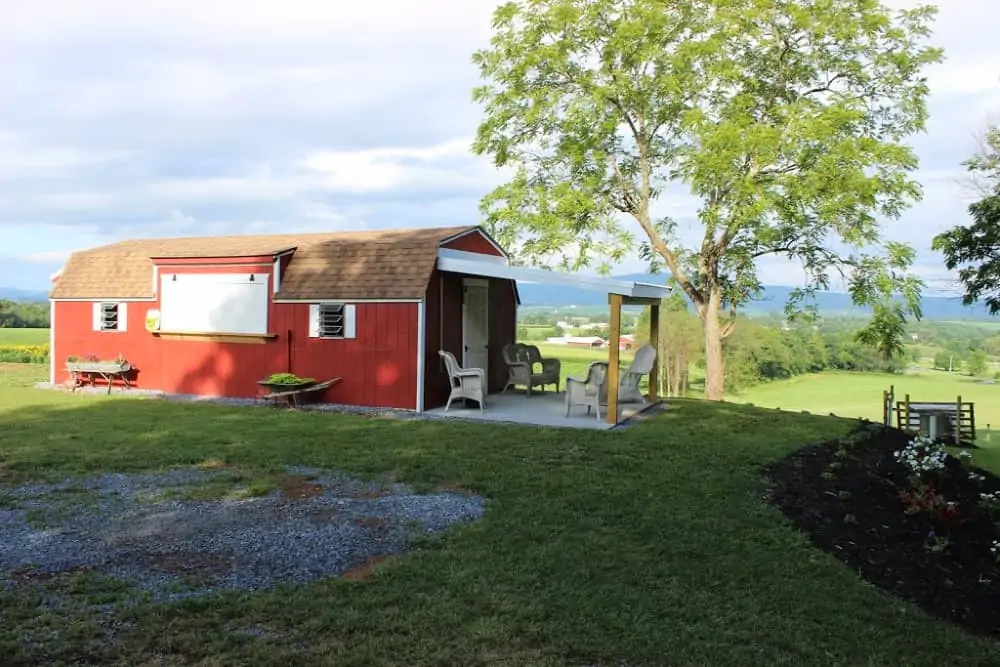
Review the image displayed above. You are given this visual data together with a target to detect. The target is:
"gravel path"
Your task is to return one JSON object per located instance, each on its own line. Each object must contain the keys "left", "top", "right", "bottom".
{"left": 0, "top": 467, "right": 485, "bottom": 607}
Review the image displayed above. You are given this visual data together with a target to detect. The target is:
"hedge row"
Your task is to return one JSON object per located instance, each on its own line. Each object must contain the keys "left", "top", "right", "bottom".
{"left": 0, "top": 344, "right": 49, "bottom": 364}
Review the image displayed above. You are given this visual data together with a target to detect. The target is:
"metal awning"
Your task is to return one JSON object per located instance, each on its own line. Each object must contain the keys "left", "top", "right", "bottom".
{"left": 436, "top": 249, "right": 671, "bottom": 301}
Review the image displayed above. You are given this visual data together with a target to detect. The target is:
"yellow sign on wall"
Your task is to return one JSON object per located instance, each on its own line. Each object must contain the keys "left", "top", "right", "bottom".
{"left": 145, "top": 309, "right": 161, "bottom": 332}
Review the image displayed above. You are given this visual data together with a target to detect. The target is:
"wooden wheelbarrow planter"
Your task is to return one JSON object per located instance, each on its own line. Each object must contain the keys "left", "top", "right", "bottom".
{"left": 66, "top": 360, "right": 133, "bottom": 394}
{"left": 257, "top": 377, "right": 341, "bottom": 408}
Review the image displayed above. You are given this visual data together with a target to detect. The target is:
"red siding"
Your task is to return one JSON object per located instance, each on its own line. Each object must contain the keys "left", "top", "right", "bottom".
{"left": 273, "top": 302, "right": 418, "bottom": 409}
{"left": 442, "top": 230, "right": 505, "bottom": 257}
{"left": 422, "top": 269, "right": 517, "bottom": 409}
{"left": 53, "top": 262, "right": 420, "bottom": 409}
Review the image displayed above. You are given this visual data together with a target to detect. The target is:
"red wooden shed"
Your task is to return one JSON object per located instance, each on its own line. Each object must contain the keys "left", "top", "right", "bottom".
{"left": 49, "top": 224, "right": 672, "bottom": 418}
{"left": 48, "top": 225, "right": 522, "bottom": 411}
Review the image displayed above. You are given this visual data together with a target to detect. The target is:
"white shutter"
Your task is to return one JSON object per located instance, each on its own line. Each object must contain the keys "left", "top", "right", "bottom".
{"left": 117, "top": 302, "right": 128, "bottom": 332}
{"left": 308, "top": 304, "right": 320, "bottom": 337}
{"left": 344, "top": 304, "right": 356, "bottom": 339}
{"left": 92, "top": 302, "right": 102, "bottom": 331}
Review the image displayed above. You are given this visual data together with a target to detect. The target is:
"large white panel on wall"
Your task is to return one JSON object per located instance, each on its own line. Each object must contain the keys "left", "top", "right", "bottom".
{"left": 159, "top": 273, "right": 269, "bottom": 334}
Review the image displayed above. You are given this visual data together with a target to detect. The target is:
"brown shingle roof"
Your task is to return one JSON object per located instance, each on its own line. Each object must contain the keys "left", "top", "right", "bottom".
{"left": 49, "top": 225, "right": 480, "bottom": 300}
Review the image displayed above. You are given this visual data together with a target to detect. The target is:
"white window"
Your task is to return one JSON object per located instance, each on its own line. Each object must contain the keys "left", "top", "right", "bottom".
{"left": 309, "top": 303, "right": 356, "bottom": 339}
{"left": 92, "top": 302, "right": 127, "bottom": 332}
{"left": 159, "top": 273, "right": 269, "bottom": 335}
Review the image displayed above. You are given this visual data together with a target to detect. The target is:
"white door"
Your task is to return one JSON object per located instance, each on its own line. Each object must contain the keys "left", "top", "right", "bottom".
{"left": 462, "top": 279, "right": 490, "bottom": 387}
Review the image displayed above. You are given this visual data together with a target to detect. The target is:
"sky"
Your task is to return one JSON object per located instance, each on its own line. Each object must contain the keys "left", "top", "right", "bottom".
{"left": 0, "top": 0, "right": 996, "bottom": 296}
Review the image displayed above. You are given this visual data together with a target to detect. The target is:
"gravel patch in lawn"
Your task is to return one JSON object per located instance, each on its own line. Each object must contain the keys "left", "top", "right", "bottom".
{"left": 0, "top": 467, "right": 485, "bottom": 607}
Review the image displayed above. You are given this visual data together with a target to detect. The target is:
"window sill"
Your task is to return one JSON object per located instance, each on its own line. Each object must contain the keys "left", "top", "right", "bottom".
{"left": 152, "top": 330, "right": 277, "bottom": 344}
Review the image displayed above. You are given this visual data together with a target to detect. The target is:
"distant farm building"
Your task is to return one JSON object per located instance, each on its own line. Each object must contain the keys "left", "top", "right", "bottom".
{"left": 545, "top": 335, "right": 606, "bottom": 348}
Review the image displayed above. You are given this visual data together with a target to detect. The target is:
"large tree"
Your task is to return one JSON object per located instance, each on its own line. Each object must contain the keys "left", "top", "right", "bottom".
{"left": 471, "top": 0, "right": 942, "bottom": 399}
{"left": 933, "top": 125, "right": 1000, "bottom": 314}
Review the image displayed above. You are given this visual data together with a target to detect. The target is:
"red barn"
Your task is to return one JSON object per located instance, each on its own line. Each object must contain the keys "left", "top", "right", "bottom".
{"left": 48, "top": 225, "right": 521, "bottom": 411}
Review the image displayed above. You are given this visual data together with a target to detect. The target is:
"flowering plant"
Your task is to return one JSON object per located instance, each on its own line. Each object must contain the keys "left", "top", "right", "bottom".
{"left": 980, "top": 491, "right": 1000, "bottom": 515}
{"left": 898, "top": 484, "right": 959, "bottom": 520}
{"left": 894, "top": 434, "right": 948, "bottom": 477}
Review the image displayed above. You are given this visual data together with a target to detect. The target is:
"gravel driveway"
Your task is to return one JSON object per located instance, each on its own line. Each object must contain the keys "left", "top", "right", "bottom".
{"left": 0, "top": 467, "right": 485, "bottom": 607}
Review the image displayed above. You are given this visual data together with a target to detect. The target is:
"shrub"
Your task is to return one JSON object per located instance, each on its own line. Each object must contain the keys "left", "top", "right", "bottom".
{"left": 263, "top": 373, "right": 315, "bottom": 385}
{"left": 0, "top": 344, "right": 49, "bottom": 364}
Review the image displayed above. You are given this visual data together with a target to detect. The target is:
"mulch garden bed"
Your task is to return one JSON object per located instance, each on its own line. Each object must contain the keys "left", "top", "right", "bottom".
{"left": 766, "top": 421, "right": 1000, "bottom": 638}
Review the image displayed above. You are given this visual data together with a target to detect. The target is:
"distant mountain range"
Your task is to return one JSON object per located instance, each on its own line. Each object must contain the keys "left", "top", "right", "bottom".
{"left": 0, "top": 287, "right": 48, "bottom": 302}
{"left": 517, "top": 274, "right": 996, "bottom": 321}
{"left": 2, "top": 276, "right": 994, "bottom": 321}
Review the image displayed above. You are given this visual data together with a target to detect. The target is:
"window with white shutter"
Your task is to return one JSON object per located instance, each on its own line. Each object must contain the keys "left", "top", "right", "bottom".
{"left": 93, "top": 302, "right": 126, "bottom": 332}
{"left": 308, "top": 303, "right": 356, "bottom": 339}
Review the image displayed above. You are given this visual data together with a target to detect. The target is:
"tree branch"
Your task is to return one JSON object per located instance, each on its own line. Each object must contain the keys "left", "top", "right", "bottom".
{"left": 801, "top": 72, "right": 847, "bottom": 98}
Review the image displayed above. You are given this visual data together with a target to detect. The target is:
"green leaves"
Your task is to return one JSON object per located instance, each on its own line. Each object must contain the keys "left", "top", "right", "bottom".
{"left": 854, "top": 302, "right": 907, "bottom": 361}
{"left": 930, "top": 126, "right": 1000, "bottom": 316}
{"left": 933, "top": 186, "right": 1000, "bottom": 314}
{"left": 472, "top": 0, "right": 943, "bottom": 396}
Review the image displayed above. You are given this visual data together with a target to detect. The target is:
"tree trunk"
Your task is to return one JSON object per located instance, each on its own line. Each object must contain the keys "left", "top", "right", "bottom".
{"left": 703, "top": 291, "right": 725, "bottom": 401}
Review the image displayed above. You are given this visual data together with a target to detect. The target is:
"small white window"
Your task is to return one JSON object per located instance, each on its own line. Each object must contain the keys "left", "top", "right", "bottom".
{"left": 309, "top": 303, "right": 356, "bottom": 339}
{"left": 92, "top": 302, "right": 127, "bottom": 332}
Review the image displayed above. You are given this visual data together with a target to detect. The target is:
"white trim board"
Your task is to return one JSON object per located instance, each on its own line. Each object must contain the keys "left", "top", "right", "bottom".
{"left": 48, "top": 299, "right": 55, "bottom": 386}
{"left": 436, "top": 249, "right": 672, "bottom": 300}
{"left": 416, "top": 298, "right": 426, "bottom": 413}
{"left": 51, "top": 298, "right": 156, "bottom": 302}
{"left": 437, "top": 247, "right": 508, "bottom": 265}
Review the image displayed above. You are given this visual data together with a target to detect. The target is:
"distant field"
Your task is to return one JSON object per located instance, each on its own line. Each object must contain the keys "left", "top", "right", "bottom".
{"left": 531, "top": 342, "right": 635, "bottom": 387}
{"left": 0, "top": 328, "right": 49, "bottom": 345}
{"left": 733, "top": 370, "right": 1000, "bottom": 469}
{"left": 732, "top": 370, "right": 999, "bottom": 423}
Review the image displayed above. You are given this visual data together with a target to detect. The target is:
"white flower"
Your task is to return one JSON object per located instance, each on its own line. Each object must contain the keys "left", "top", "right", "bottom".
{"left": 980, "top": 492, "right": 1000, "bottom": 510}
{"left": 894, "top": 435, "right": 948, "bottom": 475}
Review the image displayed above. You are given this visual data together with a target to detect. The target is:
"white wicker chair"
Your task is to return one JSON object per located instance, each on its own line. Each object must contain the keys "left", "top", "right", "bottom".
{"left": 565, "top": 361, "right": 608, "bottom": 420}
{"left": 619, "top": 344, "right": 656, "bottom": 403}
{"left": 439, "top": 350, "right": 486, "bottom": 412}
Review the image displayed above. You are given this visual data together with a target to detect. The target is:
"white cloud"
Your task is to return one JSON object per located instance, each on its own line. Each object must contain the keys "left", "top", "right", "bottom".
{"left": 0, "top": 132, "right": 129, "bottom": 179}
{"left": 0, "top": 0, "right": 997, "bottom": 295}
{"left": 19, "top": 251, "right": 73, "bottom": 264}
{"left": 300, "top": 139, "right": 502, "bottom": 193}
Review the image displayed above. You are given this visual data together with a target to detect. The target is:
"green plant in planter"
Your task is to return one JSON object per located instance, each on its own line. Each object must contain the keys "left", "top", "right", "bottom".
{"left": 263, "top": 373, "right": 315, "bottom": 385}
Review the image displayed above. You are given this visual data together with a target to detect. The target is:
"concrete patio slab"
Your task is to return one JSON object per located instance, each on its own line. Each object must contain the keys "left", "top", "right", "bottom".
{"left": 423, "top": 390, "right": 658, "bottom": 430}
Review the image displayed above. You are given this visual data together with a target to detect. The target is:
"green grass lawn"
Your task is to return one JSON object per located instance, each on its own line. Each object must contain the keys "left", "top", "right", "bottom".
{"left": 1, "top": 363, "right": 999, "bottom": 665}
{"left": 0, "top": 328, "right": 49, "bottom": 345}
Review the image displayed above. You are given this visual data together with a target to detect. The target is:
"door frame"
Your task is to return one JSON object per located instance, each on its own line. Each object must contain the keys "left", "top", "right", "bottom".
{"left": 461, "top": 278, "right": 490, "bottom": 386}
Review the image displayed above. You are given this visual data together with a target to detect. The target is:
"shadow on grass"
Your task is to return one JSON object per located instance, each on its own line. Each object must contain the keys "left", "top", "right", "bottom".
{"left": 1, "top": 395, "right": 998, "bottom": 666}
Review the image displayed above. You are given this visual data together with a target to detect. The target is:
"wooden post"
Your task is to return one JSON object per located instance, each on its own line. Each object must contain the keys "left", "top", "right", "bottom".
{"left": 889, "top": 385, "right": 895, "bottom": 425}
{"left": 904, "top": 394, "right": 910, "bottom": 433}
{"left": 882, "top": 390, "right": 888, "bottom": 425}
{"left": 648, "top": 302, "right": 659, "bottom": 402}
{"left": 607, "top": 293, "right": 622, "bottom": 425}
{"left": 956, "top": 395, "right": 963, "bottom": 444}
